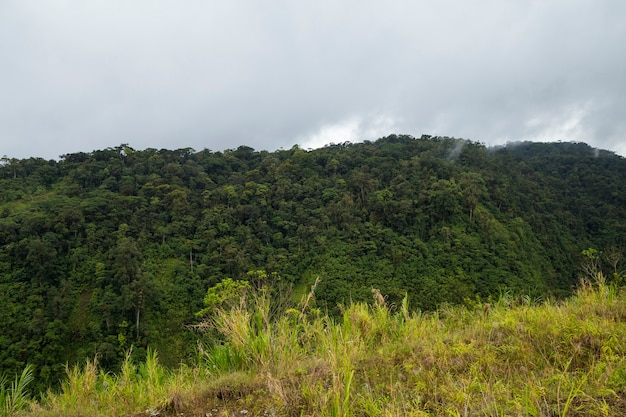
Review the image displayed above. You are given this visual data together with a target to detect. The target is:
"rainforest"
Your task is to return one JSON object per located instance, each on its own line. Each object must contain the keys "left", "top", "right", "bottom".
{"left": 1, "top": 135, "right": 626, "bottom": 415}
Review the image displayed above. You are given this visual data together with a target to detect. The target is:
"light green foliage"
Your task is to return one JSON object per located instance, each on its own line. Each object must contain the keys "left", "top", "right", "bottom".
{"left": 193, "top": 281, "right": 626, "bottom": 416}
{"left": 0, "top": 365, "right": 33, "bottom": 417}
{"left": 197, "top": 278, "right": 251, "bottom": 318}
{"left": 34, "top": 349, "right": 195, "bottom": 417}
{"left": 26, "top": 282, "right": 626, "bottom": 416}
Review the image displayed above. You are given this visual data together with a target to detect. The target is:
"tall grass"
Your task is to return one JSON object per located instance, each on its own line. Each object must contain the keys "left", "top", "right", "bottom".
{"left": 0, "top": 364, "right": 34, "bottom": 417}
{"left": 24, "top": 279, "right": 626, "bottom": 416}
{"left": 31, "top": 348, "right": 202, "bottom": 417}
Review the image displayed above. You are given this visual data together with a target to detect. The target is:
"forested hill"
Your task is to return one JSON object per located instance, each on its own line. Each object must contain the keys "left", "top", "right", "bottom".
{"left": 1, "top": 135, "right": 625, "bottom": 390}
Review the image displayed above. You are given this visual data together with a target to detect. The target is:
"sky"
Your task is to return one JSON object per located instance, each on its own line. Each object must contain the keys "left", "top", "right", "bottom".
{"left": 1, "top": 0, "right": 626, "bottom": 160}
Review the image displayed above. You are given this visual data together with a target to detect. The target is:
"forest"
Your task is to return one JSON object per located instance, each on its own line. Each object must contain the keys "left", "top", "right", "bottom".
{"left": 1, "top": 135, "right": 625, "bottom": 392}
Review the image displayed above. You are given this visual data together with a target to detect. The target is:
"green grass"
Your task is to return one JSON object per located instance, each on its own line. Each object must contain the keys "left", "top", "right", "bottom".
{"left": 1, "top": 364, "right": 34, "bottom": 417}
{"left": 18, "top": 279, "right": 626, "bottom": 416}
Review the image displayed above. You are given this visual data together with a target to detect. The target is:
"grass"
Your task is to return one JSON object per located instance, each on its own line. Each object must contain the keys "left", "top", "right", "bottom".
{"left": 16, "top": 278, "right": 626, "bottom": 416}
{"left": 1, "top": 364, "right": 34, "bottom": 417}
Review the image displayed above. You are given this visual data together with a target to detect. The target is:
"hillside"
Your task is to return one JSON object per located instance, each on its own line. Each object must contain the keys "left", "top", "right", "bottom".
{"left": 13, "top": 280, "right": 626, "bottom": 416}
{"left": 1, "top": 135, "right": 625, "bottom": 391}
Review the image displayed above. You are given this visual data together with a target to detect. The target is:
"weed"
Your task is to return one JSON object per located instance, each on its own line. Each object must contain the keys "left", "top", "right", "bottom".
{"left": 20, "top": 283, "right": 626, "bottom": 416}
{"left": 0, "top": 364, "right": 34, "bottom": 417}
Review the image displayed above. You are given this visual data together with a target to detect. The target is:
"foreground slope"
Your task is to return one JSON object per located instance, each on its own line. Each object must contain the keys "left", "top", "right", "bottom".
{"left": 23, "top": 280, "right": 626, "bottom": 416}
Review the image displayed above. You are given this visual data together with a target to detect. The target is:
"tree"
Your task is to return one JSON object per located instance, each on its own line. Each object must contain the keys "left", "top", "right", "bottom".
{"left": 426, "top": 179, "right": 462, "bottom": 223}
{"left": 196, "top": 278, "right": 251, "bottom": 319}
{"left": 459, "top": 172, "right": 487, "bottom": 221}
{"left": 581, "top": 248, "right": 602, "bottom": 283}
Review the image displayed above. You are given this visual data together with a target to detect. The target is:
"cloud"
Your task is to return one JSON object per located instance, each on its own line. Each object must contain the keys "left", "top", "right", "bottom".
{"left": 299, "top": 115, "right": 398, "bottom": 150}
{"left": 1, "top": 0, "right": 625, "bottom": 159}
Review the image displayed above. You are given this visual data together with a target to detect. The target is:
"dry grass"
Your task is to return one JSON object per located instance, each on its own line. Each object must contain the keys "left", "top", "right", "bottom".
{"left": 20, "top": 279, "right": 626, "bottom": 416}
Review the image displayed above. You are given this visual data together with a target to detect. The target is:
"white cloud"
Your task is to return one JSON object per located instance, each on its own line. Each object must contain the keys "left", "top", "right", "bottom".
{"left": 299, "top": 115, "right": 398, "bottom": 150}
{"left": 524, "top": 102, "right": 593, "bottom": 143}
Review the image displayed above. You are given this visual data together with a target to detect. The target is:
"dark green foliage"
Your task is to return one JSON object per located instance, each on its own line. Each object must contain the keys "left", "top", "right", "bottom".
{"left": 1, "top": 137, "right": 625, "bottom": 393}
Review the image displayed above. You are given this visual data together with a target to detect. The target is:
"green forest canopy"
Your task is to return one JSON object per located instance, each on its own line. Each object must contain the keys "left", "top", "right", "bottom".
{"left": 1, "top": 135, "right": 625, "bottom": 391}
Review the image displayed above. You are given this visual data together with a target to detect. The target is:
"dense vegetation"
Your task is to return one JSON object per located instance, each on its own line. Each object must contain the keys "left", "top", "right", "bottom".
{"left": 1, "top": 135, "right": 625, "bottom": 392}
{"left": 17, "top": 279, "right": 626, "bottom": 416}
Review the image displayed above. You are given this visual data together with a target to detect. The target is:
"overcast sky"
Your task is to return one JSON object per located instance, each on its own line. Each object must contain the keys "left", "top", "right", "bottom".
{"left": 1, "top": 0, "right": 626, "bottom": 160}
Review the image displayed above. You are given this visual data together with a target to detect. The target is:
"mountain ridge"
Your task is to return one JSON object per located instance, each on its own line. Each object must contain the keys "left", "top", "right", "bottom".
{"left": 1, "top": 135, "right": 625, "bottom": 391}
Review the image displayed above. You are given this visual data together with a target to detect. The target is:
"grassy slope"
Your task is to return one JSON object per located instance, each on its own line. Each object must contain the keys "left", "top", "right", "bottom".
{"left": 20, "top": 280, "right": 626, "bottom": 417}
